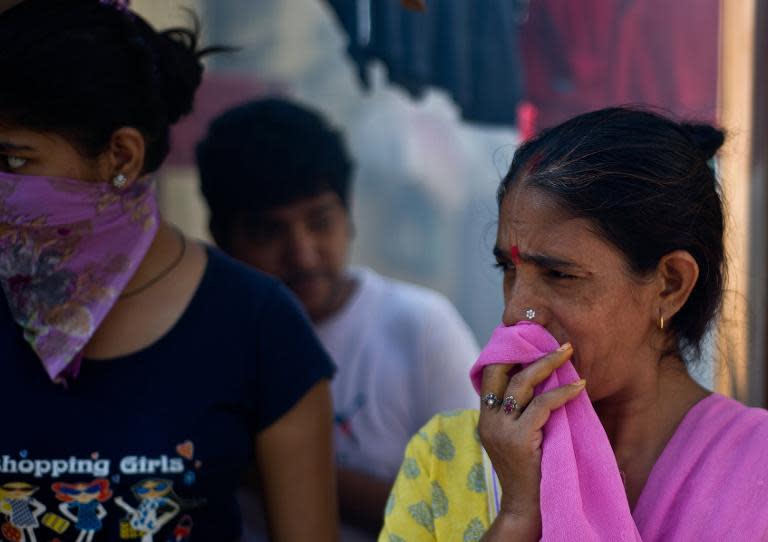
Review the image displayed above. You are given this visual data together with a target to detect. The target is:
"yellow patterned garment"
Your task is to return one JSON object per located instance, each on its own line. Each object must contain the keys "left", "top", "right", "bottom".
{"left": 379, "top": 409, "right": 490, "bottom": 542}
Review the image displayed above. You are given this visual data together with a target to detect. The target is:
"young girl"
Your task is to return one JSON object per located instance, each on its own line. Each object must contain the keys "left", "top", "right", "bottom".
{"left": 114, "top": 479, "right": 180, "bottom": 542}
{"left": 0, "top": 1, "right": 337, "bottom": 540}
{"left": 52, "top": 479, "right": 112, "bottom": 542}
{"left": 0, "top": 482, "right": 45, "bottom": 542}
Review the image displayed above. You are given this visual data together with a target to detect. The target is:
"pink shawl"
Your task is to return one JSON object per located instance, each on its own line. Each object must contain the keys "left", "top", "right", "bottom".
{"left": 470, "top": 322, "right": 768, "bottom": 540}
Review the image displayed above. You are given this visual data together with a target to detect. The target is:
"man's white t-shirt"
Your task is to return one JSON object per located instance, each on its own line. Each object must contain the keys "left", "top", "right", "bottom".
{"left": 317, "top": 267, "right": 479, "bottom": 539}
{"left": 240, "top": 267, "right": 479, "bottom": 542}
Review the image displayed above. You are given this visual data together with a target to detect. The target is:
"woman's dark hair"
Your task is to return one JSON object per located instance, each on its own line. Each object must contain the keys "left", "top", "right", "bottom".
{"left": 498, "top": 107, "right": 725, "bottom": 358}
{"left": 0, "top": 0, "right": 219, "bottom": 173}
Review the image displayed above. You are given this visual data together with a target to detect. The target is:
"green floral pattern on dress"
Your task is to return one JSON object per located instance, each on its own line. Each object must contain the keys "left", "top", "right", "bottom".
{"left": 382, "top": 411, "right": 488, "bottom": 541}
{"left": 433, "top": 431, "right": 456, "bottom": 461}
{"left": 463, "top": 518, "right": 486, "bottom": 541}
{"left": 467, "top": 463, "right": 486, "bottom": 493}
{"left": 431, "top": 481, "right": 448, "bottom": 518}
{"left": 408, "top": 501, "right": 434, "bottom": 533}
{"left": 403, "top": 457, "right": 421, "bottom": 479}
{"left": 385, "top": 492, "right": 396, "bottom": 516}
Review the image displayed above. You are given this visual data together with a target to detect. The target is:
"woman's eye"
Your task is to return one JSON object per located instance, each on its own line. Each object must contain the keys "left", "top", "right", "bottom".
{"left": 548, "top": 269, "right": 576, "bottom": 280}
{"left": 494, "top": 261, "right": 514, "bottom": 272}
{"left": 5, "top": 156, "right": 27, "bottom": 170}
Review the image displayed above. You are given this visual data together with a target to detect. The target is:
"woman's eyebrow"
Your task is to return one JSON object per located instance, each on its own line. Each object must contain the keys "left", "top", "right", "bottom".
{"left": 524, "top": 252, "right": 581, "bottom": 269}
{"left": 0, "top": 141, "right": 34, "bottom": 152}
{"left": 493, "top": 246, "right": 581, "bottom": 269}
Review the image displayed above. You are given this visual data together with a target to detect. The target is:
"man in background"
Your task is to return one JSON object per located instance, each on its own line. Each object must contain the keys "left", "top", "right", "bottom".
{"left": 196, "top": 98, "right": 479, "bottom": 539}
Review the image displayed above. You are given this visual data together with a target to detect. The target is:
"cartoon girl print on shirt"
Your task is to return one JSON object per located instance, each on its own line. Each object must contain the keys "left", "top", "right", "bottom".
{"left": 114, "top": 479, "right": 180, "bottom": 542}
{"left": 0, "top": 482, "right": 45, "bottom": 542}
{"left": 51, "top": 479, "right": 111, "bottom": 542}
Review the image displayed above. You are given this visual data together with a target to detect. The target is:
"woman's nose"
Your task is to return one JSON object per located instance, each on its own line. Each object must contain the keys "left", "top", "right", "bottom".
{"left": 501, "top": 281, "right": 544, "bottom": 326}
{"left": 502, "top": 302, "right": 541, "bottom": 326}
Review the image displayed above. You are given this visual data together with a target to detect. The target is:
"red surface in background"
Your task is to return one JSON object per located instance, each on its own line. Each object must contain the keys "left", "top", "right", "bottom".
{"left": 520, "top": 0, "right": 720, "bottom": 132}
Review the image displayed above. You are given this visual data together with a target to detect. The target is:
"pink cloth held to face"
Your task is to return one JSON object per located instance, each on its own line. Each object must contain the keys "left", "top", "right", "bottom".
{"left": 470, "top": 322, "right": 641, "bottom": 541}
{"left": 470, "top": 323, "right": 768, "bottom": 540}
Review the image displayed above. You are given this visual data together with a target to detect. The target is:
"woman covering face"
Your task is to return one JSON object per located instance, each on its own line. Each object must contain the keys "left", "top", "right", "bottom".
{"left": 0, "top": 1, "right": 337, "bottom": 541}
{"left": 380, "top": 107, "right": 768, "bottom": 541}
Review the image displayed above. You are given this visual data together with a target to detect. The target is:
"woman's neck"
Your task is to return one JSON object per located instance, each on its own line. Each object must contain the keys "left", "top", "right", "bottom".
{"left": 121, "top": 221, "right": 179, "bottom": 294}
{"left": 593, "top": 358, "right": 709, "bottom": 508}
{"left": 83, "top": 219, "right": 206, "bottom": 360}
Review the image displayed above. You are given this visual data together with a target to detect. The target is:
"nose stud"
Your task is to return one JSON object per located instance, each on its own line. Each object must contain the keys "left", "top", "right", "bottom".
{"left": 523, "top": 308, "right": 536, "bottom": 320}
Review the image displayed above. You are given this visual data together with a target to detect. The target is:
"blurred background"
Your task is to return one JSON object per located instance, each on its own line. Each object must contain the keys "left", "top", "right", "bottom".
{"left": 133, "top": 0, "right": 768, "bottom": 407}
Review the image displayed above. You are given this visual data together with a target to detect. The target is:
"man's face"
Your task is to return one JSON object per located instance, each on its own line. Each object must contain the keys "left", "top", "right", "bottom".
{"left": 228, "top": 191, "right": 352, "bottom": 321}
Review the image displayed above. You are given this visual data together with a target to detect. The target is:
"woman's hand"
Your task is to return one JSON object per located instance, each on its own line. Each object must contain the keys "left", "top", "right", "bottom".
{"left": 478, "top": 343, "right": 584, "bottom": 541}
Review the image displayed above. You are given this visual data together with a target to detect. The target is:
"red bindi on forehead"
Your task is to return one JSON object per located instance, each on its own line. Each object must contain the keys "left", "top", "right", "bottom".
{"left": 510, "top": 245, "right": 521, "bottom": 265}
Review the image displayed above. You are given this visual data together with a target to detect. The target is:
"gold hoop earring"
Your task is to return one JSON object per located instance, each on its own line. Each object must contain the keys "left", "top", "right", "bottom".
{"left": 658, "top": 313, "right": 665, "bottom": 331}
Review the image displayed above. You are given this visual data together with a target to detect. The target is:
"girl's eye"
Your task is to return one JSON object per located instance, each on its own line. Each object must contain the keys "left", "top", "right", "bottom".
{"left": 6, "top": 156, "right": 27, "bottom": 170}
{"left": 494, "top": 261, "right": 514, "bottom": 272}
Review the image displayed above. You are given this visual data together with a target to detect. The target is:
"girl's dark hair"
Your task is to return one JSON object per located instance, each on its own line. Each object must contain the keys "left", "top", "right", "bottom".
{"left": 0, "top": 0, "right": 218, "bottom": 173}
{"left": 498, "top": 107, "right": 725, "bottom": 358}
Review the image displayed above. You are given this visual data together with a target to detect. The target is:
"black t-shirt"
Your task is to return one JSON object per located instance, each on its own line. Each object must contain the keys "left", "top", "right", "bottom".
{"left": 0, "top": 246, "right": 334, "bottom": 542}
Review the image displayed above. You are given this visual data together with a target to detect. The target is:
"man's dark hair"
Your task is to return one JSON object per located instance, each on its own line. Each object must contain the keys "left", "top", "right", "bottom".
{"left": 499, "top": 106, "right": 726, "bottom": 359}
{"left": 196, "top": 98, "right": 353, "bottom": 247}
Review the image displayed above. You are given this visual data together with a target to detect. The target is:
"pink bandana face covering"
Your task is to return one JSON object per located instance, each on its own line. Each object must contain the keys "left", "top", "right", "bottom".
{"left": 0, "top": 171, "right": 159, "bottom": 383}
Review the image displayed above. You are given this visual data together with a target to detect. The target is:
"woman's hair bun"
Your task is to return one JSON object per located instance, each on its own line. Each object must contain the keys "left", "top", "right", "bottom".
{"left": 681, "top": 122, "right": 725, "bottom": 160}
{"left": 149, "top": 21, "right": 205, "bottom": 124}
